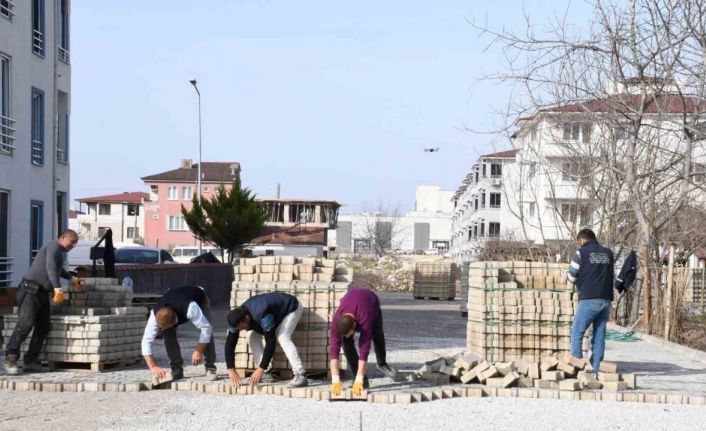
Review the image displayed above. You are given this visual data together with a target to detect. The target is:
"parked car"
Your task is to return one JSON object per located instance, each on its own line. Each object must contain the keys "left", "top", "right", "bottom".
{"left": 114, "top": 247, "right": 177, "bottom": 265}
{"left": 171, "top": 246, "right": 228, "bottom": 264}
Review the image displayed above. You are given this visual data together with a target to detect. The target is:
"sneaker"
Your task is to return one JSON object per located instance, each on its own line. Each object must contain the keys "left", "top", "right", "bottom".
{"left": 260, "top": 371, "right": 277, "bottom": 384}
{"left": 4, "top": 355, "right": 19, "bottom": 375}
{"left": 23, "top": 361, "right": 44, "bottom": 373}
{"left": 377, "top": 363, "right": 398, "bottom": 380}
{"left": 171, "top": 369, "right": 184, "bottom": 380}
{"left": 205, "top": 369, "right": 218, "bottom": 381}
{"left": 287, "top": 373, "right": 309, "bottom": 388}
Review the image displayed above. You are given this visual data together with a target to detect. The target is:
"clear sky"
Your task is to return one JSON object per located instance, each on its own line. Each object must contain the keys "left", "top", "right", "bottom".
{"left": 70, "top": 0, "right": 592, "bottom": 213}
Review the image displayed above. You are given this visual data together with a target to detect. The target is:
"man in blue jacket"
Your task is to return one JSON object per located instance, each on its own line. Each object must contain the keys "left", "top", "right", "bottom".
{"left": 567, "top": 228, "right": 615, "bottom": 371}
{"left": 225, "top": 292, "right": 307, "bottom": 388}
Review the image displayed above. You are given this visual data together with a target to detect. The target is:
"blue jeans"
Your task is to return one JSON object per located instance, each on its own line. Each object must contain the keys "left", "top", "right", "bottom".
{"left": 571, "top": 298, "right": 611, "bottom": 371}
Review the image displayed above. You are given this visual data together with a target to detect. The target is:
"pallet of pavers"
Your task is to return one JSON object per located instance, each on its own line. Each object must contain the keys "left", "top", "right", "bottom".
{"left": 459, "top": 262, "right": 470, "bottom": 317}
{"left": 466, "top": 261, "right": 588, "bottom": 363}
{"left": 1, "top": 278, "right": 146, "bottom": 372}
{"left": 413, "top": 261, "right": 457, "bottom": 300}
{"left": 234, "top": 256, "right": 353, "bottom": 283}
{"left": 231, "top": 259, "right": 351, "bottom": 378}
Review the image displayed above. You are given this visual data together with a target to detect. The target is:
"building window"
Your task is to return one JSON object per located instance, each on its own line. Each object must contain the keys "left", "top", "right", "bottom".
{"left": 31, "top": 88, "right": 44, "bottom": 165}
{"left": 490, "top": 193, "right": 501, "bottom": 209}
{"left": 127, "top": 227, "right": 140, "bottom": 239}
{"left": 480, "top": 223, "right": 485, "bottom": 237}
{"left": 561, "top": 161, "right": 583, "bottom": 182}
{"left": 0, "top": 53, "right": 13, "bottom": 155}
{"left": 168, "top": 215, "right": 188, "bottom": 231}
{"left": 127, "top": 204, "right": 140, "bottom": 216}
{"left": 58, "top": 0, "right": 70, "bottom": 62}
{"left": 167, "top": 187, "right": 178, "bottom": 200}
{"left": 149, "top": 185, "right": 158, "bottom": 201}
{"left": 98, "top": 204, "right": 111, "bottom": 215}
{"left": 563, "top": 122, "right": 592, "bottom": 144}
{"left": 203, "top": 186, "right": 209, "bottom": 193}
{"left": 182, "top": 186, "right": 193, "bottom": 201}
{"left": 473, "top": 225, "right": 478, "bottom": 239}
{"left": 0, "top": 0, "right": 15, "bottom": 20}
{"left": 56, "top": 91, "right": 69, "bottom": 163}
{"left": 529, "top": 202, "right": 536, "bottom": 218}
{"left": 0, "top": 190, "right": 8, "bottom": 286}
{"left": 32, "top": 0, "right": 45, "bottom": 56}
{"left": 97, "top": 226, "right": 109, "bottom": 238}
{"left": 490, "top": 164, "right": 502, "bottom": 178}
{"left": 30, "top": 200, "right": 43, "bottom": 262}
{"left": 482, "top": 164, "right": 487, "bottom": 177}
{"left": 489, "top": 222, "right": 500, "bottom": 238}
{"left": 480, "top": 193, "right": 486, "bottom": 209}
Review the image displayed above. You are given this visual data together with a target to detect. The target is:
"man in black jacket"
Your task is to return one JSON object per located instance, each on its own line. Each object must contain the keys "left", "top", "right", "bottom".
{"left": 567, "top": 229, "right": 615, "bottom": 371}
{"left": 141, "top": 285, "right": 217, "bottom": 381}
{"left": 225, "top": 292, "right": 307, "bottom": 388}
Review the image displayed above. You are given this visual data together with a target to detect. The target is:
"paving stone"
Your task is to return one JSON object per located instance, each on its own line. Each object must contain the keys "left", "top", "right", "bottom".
{"left": 599, "top": 361, "right": 619, "bottom": 373}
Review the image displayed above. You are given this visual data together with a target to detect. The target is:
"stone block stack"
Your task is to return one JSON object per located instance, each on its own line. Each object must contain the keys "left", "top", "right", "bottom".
{"left": 231, "top": 258, "right": 352, "bottom": 376}
{"left": 413, "top": 261, "right": 457, "bottom": 300}
{"left": 1, "top": 278, "right": 146, "bottom": 371}
{"left": 466, "top": 261, "right": 588, "bottom": 363}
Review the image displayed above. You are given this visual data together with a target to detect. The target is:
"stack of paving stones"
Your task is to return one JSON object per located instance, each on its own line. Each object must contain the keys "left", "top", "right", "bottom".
{"left": 234, "top": 256, "right": 353, "bottom": 283}
{"left": 413, "top": 261, "right": 457, "bottom": 300}
{"left": 416, "top": 352, "right": 636, "bottom": 392}
{"left": 231, "top": 258, "right": 351, "bottom": 377}
{"left": 1, "top": 278, "right": 145, "bottom": 371}
{"left": 467, "top": 261, "right": 588, "bottom": 363}
{"left": 459, "top": 262, "right": 470, "bottom": 317}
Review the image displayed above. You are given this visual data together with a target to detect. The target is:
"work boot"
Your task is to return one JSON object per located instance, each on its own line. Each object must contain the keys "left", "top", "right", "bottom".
{"left": 377, "top": 363, "right": 398, "bottom": 380}
{"left": 205, "top": 369, "right": 218, "bottom": 381}
{"left": 171, "top": 368, "right": 184, "bottom": 380}
{"left": 23, "top": 361, "right": 45, "bottom": 373}
{"left": 4, "top": 354, "right": 19, "bottom": 375}
{"left": 287, "top": 373, "right": 309, "bottom": 388}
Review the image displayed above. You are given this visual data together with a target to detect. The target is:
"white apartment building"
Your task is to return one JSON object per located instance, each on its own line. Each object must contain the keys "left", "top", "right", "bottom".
{"left": 450, "top": 150, "right": 520, "bottom": 262}
{"left": 75, "top": 192, "right": 150, "bottom": 243}
{"left": 334, "top": 185, "right": 453, "bottom": 254}
{"left": 0, "top": 0, "right": 71, "bottom": 286}
{"left": 451, "top": 81, "right": 706, "bottom": 263}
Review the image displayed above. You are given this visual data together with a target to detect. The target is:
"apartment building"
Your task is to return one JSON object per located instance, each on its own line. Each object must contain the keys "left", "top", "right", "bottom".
{"left": 75, "top": 192, "right": 149, "bottom": 243}
{"left": 0, "top": 0, "right": 71, "bottom": 286}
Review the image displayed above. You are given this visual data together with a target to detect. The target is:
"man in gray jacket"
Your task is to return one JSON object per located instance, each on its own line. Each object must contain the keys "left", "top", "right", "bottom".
{"left": 4, "top": 230, "right": 80, "bottom": 374}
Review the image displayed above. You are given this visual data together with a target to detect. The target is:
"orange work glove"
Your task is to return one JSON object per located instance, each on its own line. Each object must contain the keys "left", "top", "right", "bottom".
{"left": 53, "top": 290, "right": 65, "bottom": 304}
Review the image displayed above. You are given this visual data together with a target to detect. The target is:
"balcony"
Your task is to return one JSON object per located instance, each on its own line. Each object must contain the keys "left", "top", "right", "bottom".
{"left": 0, "top": 256, "right": 13, "bottom": 287}
{"left": 57, "top": 46, "right": 70, "bottom": 64}
{"left": 0, "top": 0, "right": 14, "bottom": 19}
{"left": 31, "top": 140, "right": 43, "bottom": 165}
{"left": 0, "top": 115, "right": 16, "bottom": 155}
{"left": 33, "top": 29, "right": 44, "bottom": 56}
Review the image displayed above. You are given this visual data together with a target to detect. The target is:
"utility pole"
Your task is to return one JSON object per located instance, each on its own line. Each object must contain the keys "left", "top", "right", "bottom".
{"left": 189, "top": 79, "right": 203, "bottom": 255}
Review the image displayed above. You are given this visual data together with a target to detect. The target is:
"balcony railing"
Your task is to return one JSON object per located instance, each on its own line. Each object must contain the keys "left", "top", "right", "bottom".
{"left": 57, "top": 46, "right": 70, "bottom": 63}
{"left": 0, "top": 115, "right": 16, "bottom": 155}
{"left": 489, "top": 204, "right": 501, "bottom": 209}
{"left": 0, "top": 256, "right": 13, "bottom": 287}
{"left": 32, "top": 29, "right": 44, "bottom": 56}
{"left": 0, "top": 0, "right": 14, "bottom": 19}
{"left": 31, "top": 140, "right": 43, "bottom": 165}
{"left": 56, "top": 146, "right": 67, "bottom": 163}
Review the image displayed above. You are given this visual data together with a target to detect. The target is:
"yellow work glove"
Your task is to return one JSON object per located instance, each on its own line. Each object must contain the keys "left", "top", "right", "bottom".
{"left": 71, "top": 277, "right": 84, "bottom": 290}
{"left": 53, "top": 290, "right": 65, "bottom": 304}
{"left": 352, "top": 376, "right": 365, "bottom": 396}
{"left": 331, "top": 378, "right": 343, "bottom": 396}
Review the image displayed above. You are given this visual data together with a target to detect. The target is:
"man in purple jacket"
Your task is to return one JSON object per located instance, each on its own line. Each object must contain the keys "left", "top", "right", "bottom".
{"left": 329, "top": 288, "right": 397, "bottom": 396}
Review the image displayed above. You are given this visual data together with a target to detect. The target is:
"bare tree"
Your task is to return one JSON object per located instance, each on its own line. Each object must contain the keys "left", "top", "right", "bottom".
{"left": 475, "top": 0, "right": 706, "bottom": 333}
{"left": 357, "top": 202, "right": 406, "bottom": 257}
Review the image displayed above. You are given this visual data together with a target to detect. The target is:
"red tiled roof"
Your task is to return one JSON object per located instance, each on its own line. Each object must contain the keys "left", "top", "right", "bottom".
{"left": 482, "top": 149, "right": 519, "bottom": 159}
{"left": 541, "top": 94, "right": 706, "bottom": 115}
{"left": 77, "top": 192, "right": 150, "bottom": 204}
{"left": 142, "top": 162, "right": 241, "bottom": 183}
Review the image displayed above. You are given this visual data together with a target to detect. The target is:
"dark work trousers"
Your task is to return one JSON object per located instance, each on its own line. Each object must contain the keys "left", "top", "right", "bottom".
{"left": 163, "top": 300, "right": 216, "bottom": 373}
{"left": 5, "top": 286, "right": 51, "bottom": 363}
{"left": 341, "top": 315, "right": 387, "bottom": 378}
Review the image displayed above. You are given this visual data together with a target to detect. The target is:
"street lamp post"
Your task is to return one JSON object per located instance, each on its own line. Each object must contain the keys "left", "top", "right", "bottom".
{"left": 189, "top": 79, "right": 203, "bottom": 255}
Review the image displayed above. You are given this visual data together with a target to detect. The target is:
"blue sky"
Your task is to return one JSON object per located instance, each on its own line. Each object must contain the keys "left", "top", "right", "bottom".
{"left": 70, "top": 0, "right": 592, "bottom": 212}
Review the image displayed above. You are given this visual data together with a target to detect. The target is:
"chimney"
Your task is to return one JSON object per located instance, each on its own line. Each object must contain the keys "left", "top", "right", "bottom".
{"left": 180, "top": 159, "right": 193, "bottom": 169}
{"left": 276, "top": 183, "right": 281, "bottom": 199}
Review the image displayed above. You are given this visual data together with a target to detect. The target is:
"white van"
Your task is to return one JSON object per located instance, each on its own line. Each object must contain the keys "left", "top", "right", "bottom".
{"left": 171, "top": 246, "right": 228, "bottom": 263}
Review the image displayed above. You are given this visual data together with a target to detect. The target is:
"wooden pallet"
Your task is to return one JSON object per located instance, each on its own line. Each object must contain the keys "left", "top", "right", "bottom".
{"left": 48, "top": 357, "right": 144, "bottom": 373}
{"left": 413, "top": 296, "right": 455, "bottom": 301}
